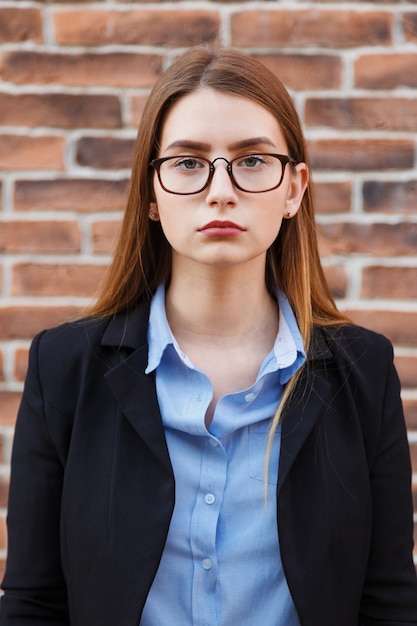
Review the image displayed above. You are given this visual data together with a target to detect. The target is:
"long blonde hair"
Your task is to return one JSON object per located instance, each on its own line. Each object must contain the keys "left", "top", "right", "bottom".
{"left": 87, "top": 47, "right": 350, "bottom": 462}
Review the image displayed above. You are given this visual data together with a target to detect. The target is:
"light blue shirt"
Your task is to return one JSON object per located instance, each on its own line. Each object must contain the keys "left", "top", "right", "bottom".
{"left": 140, "top": 285, "right": 305, "bottom": 626}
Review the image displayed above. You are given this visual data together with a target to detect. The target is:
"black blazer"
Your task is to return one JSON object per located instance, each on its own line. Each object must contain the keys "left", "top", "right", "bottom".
{"left": 1, "top": 300, "right": 417, "bottom": 625}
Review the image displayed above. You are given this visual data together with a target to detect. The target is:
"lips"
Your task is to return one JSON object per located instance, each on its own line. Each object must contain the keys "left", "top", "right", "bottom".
{"left": 199, "top": 220, "right": 244, "bottom": 237}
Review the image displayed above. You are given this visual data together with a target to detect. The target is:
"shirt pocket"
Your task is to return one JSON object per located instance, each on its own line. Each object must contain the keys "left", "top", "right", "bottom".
{"left": 248, "top": 422, "right": 281, "bottom": 486}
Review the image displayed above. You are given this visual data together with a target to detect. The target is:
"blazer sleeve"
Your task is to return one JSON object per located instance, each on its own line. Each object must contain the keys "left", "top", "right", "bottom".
{"left": 359, "top": 337, "right": 417, "bottom": 624}
{"left": 0, "top": 332, "right": 70, "bottom": 625}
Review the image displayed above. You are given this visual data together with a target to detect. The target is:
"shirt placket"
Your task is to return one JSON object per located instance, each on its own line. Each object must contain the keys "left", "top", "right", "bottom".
{"left": 190, "top": 433, "right": 226, "bottom": 626}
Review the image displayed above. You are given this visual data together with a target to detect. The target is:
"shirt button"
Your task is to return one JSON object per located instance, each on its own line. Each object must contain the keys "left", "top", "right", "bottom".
{"left": 204, "top": 493, "right": 216, "bottom": 505}
{"left": 202, "top": 558, "right": 212, "bottom": 570}
{"left": 209, "top": 438, "right": 218, "bottom": 447}
{"left": 244, "top": 392, "right": 255, "bottom": 402}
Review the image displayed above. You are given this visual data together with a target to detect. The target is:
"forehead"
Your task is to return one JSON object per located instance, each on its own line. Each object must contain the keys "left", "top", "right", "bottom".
{"left": 159, "top": 87, "right": 286, "bottom": 150}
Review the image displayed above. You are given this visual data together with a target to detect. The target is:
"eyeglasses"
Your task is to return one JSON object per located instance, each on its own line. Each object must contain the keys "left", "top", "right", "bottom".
{"left": 149, "top": 153, "right": 297, "bottom": 195}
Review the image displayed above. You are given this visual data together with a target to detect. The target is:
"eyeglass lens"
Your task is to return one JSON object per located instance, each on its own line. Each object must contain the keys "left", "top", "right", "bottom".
{"left": 156, "top": 154, "right": 287, "bottom": 194}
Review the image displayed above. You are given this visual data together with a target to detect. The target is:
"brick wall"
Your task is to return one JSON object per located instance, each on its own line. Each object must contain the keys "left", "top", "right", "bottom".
{"left": 0, "top": 0, "right": 416, "bottom": 575}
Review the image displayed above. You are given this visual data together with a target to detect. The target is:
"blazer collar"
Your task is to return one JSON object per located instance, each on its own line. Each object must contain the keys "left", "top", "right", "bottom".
{"left": 101, "top": 299, "right": 152, "bottom": 351}
{"left": 101, "top": 299, "right": 173, "bottom": 473}
{"left": 101, "top": 302, "right": 337, "bottom": 490}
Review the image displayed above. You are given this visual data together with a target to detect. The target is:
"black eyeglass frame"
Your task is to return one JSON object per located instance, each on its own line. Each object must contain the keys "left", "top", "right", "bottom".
{"left": 149, "top": 153, "right": 297, "bottom": 195}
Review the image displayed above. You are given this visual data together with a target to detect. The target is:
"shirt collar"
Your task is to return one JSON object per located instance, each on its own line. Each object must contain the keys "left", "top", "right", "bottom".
{"left": 146, "top": 284, "right": 305, "bottom": 381}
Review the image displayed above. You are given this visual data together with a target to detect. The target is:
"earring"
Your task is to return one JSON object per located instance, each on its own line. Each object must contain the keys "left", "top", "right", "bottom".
{"left": 149, "top": 202, "right": 159, "bottom": 220}
{"left": 285, "top": 211, "right": 292, "bottom": 218}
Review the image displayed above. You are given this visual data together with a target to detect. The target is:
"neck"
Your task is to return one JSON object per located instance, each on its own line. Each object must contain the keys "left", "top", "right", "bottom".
{"left": 165, "top": 261, "right": 278, "bottom": 347}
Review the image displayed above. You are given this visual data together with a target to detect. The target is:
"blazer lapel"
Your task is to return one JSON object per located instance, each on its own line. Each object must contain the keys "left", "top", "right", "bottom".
{"left": 278, "top": 327, "right": 333, "bottom": 492}
{"left": 101, "top": 301, "right": 172, "bottom": 473}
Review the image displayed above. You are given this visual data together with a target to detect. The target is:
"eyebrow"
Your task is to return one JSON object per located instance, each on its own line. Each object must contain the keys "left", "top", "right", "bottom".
{"left": 164, "top": 136, "right": 277, "bottom": 153}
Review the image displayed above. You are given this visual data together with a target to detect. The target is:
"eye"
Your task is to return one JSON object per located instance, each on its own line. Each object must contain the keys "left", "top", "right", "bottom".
{"left": 237, "top": 154, "right": 267, "bottom": 169}
{"left": 174, "top": 157, "right": 205, "bottom": 171}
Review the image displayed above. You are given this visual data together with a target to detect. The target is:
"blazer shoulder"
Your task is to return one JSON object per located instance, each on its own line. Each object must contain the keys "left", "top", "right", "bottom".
{"left": 313, "top": 323, "right": 394, "bottom": 365}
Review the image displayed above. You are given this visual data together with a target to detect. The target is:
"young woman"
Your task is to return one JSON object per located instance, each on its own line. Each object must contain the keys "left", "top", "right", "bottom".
{"left": 1, "top": 47, "right": 416, "bottom": 626}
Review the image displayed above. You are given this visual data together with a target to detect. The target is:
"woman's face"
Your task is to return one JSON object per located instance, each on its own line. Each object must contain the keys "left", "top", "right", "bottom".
{"left": 151, "top": 87, "right": 308, "bottom": 277}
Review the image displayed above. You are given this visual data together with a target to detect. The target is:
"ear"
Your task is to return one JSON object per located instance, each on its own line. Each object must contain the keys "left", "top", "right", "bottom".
{"left": 283, "top": 163, "right": 309, "bottom": 219}
{"left": 149, "top": 202, "right": 160, "bottom": 221}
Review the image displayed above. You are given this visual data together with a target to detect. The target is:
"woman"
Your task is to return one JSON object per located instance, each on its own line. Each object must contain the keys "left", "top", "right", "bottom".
{"left": 1, "top": 47, "right": 416, "bottom": 626}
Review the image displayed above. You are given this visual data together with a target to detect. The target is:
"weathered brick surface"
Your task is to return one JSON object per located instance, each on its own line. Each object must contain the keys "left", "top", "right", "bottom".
{"left": 256, "top": 54, "right": 342, "bottom": 90}
{"left": 0, "top": 135, "right": 65, "bottom": 171}
{"left": 305, "top": 98, "right": 417, "bottom": 131}
{"left": 0, "top": 307, "right": 84, "bottom": 340}
{"left": 14, "top": 179, "right": 129, "bottom": 212}
{"left": 11, "top": 263, "right": 107, "bottom": 297}
{"left": 318, "top": 223, "right": 417, "bottom": 257}
{"left": 354, "top": 53, "right": 417, "bottom": 88}
{"left": 0, "top": 392, "right": 22, "bottom": 426}
{"left": 363, "top": 181, "right": 417, "bottom": 214}
{"left": 92, "top": 220, "right": 122, "bottom": 254}
{"left": 0, "top": 93, "right": 122, "bottom": 128}
{"left": 231, "top": 10, "right": 392, "bottom": 48}
{"left": 0, "top": 50, "right": 162, "bottom": 88}
{"left": 404, "top": 400, "right": 417, "bottom": 431}
{"left": 1, "top": 0, "right": 417, "bottom": 563}
{"left": 0, "top": 8, "right": 42, "bottom": 43}
{"left": 0, "top": 221, "right": 81, "bottom": 253}
{"left": 76, "top": 137, "right": 135, "bottom": 170}
{"left": 309, "top": 139, "right": 415, "bottom": 171}
{"left": 314, "top": 182, "right": 352, "bottom": 214}
{"left": 361, "top": 267, "right": 417, "bottom": 299}
{"left": 53, "top": 10, "right": 220, "bottom": 46}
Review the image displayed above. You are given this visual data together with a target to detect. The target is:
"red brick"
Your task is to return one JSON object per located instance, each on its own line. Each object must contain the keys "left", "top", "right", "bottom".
{"left": 36, "top": 0, "right": 91, "bottom": 2}
{"left": 0, "top": 434, "right": 6, "bottom": 465}
{"left": 12, "top": 263, "right": 107, "bottom": 298}
{"left": 404, "top": 12, "right": 417, "bottom": 42}
{"left": 0, "top": 135, "right": 64, "bottom": 171}
{"left": 314, "top": 182, "right": 352, "bottom": 214}
{"left": 354, "top": 53, "right": 417, "bottom": 89}
{"left": 305, "top": 97, "right": 417, "bottom": 131}
{"left": 256, "top": 53, "right": 342, "bottom": 90}
{"left": 129, "top": 95, "right": 149, "bottom": 127}
{"left": 0, "top": 517, "right": 7, "bottom": 551}
{"left": 0, "top": 307, "right": 84, "bottom": 340}
{"left": 0, "top": 51, "right": 162, "bottom": 88}
{"left": 309, "top": 139, "right": 414, "bottom": 171}
{"left": 0, "top": 475, "right": 9, "bottom": 508}
{"left": 92, "top": 220, "right": 122, "bottom": 255}
{"left": 76, "top": 137, "right": 135, "bottom": 170}
{"left": 404, "top": 399, "right": 417, "bottom": 430}
{"left": 14, "top": 348, "right": 29, "bottom": 383}
{"left": 53, "top": 9, "right": 219, "bottom": 46}
{"left": 411, "top": 442, "right": 417, "bottom": 475}
{"left": 318, "top": 222, "right": 417, "bottom": 258}
{"left": 395, "top": 355, "right": 417, "bottom": 390}
{"left": 0, "top": 8, "right": 42, "bottom": 43}
{"left": 0, "top": 221, "right": 81, "bottom": 254}
{"left": 363, "top": 180, "right": 417, "bottom": 215}
{"left": 361, "top": 267, "right": 417, "bottom": 300}
{"left": 342, "top": 310, "right": 417, "bottom": 347}
{"left": 231, "top": 10, "right": 392, "bottom": 48}
{"left": 322, "top": 265, "right": 348, "bottom": 299}
{"left": 0, "top": 93, "right": 122, "bottom": 129}
{"left": 14, "top": 179, "right": 129, "bottom": 213}
{"left": 0, "top": 392, "right": 22, "bottom": 426}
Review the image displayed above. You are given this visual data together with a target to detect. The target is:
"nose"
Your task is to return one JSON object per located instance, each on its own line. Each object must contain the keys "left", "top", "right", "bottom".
{"left": 205, "top": 158, "right": 238, "bottom": 208}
